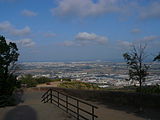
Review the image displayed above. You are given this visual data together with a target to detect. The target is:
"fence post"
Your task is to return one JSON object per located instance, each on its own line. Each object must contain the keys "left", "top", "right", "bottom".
{"left": 58, "top": 92, "right": 59, "bottom": 107}
{"left": 46, "top": 92, "right": 48, "bottom": 103}
{"left": 47, "top": 93, "right": 49, "bottom": 103}
{"left": 41, "top": 89, "right": 98, "bottom": 120}
{"left": 66, "top": 96, "right": 68, "bottom": 113}
{"left": 50, "top": 89, "right": 52, "bottom": 103}
{"left": 92, "top": 106, "right": 94, "bottom": 120}
{"left": 77, "top": 100, "right": 79, "bottom": 120}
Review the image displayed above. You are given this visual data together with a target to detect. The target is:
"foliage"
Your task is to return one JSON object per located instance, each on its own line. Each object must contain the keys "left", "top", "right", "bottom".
{"left": 0, "top": 95, "right": 17, "bottom": 107}
{"left": 103, "top": 86, "right": 137, "bottom": 92}
{"left": 0, "top": 35, "right": 20, "bottom": 106}
{"left": 58, "top": 81, "right": 100, "bottom": 90}
{"left": 137, "top": 85, "right": 160, "bottom": 94}
{"left": 20, "top": 74, "right": 37, "bottom": 87}
{"left": 123, "top": 44, "right": 149, "bottom": 92}
{"left": 35, "top": 77, "right": 52, "bottom": 84}
{"left": 19, "top": 75, "right": 72, "bottom": 87}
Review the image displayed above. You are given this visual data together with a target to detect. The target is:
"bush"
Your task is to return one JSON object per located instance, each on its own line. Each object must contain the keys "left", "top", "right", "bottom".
{"left": 19, "top": 75, "right": 72, "bottom": 88}
{"left": 19, "top": 74, "right": 37, "bottom": 87}
{"left": 136, "top": 85, "right": 160, "bottom": 94}
{"left": 0, "top": 95, "right": 16, "bottom": 107}
{"left": 58, "top": 81, "right": 100, "bottom": 90}
{"left": 35, "top": 77, "right": 52, "bottom": 84}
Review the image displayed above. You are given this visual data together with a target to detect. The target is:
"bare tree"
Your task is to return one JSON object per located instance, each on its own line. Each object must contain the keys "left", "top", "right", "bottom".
{"left": 154, "top": 53, "right": 160, "bottom": 61}
{"left": 123, "top": 44, "right": 149, "bottom": 92}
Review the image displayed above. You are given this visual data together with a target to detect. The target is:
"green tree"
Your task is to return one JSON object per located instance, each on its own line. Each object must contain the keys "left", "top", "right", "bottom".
{"left": 20, "top": 74, "right": 37, "bottom": 87}
{"left": 123, "top": 44, "right": 149, "bottom": 93}
{"left": 0, "top": 35, "right": 20, "bottom": 96}
{"left": 35, "top": 77, "right": 52, "bottom": 84}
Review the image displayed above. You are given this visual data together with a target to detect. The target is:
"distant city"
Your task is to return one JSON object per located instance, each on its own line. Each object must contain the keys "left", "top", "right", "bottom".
{"left": 17, "top": 61, "right": 160, "bottom": 88}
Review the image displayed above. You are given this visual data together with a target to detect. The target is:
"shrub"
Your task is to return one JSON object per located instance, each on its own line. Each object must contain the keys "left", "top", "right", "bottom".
{"left": 35, "top": 77, "right": 52, "bottom": 84}
{"left": 136, "top": 85, "right": 160, "bottom": 94}
{"left": 58, "top": 81, "right": 100, "bottom": 90}
{"left": 0, "top": 95, "right": 17, "bottom": 107}
{"left": 19, "top": 74, "right": 37, "bottom": 87}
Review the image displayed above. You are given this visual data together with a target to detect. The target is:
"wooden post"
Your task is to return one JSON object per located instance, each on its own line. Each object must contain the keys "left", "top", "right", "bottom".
{"left": 77, "top": 100, "right": 79, "bottom": 120}
{"left": 92, "top": 106, "right": 94, "bottom": 120}
{"left": 50, "top": 89, "right": 52, "bottom": 103}
{"left": 66, "top": 96, "right": 68, "bottom": 113}
{"left": 46, "top": 92, "right": 48, "bottom": 103}
{"left": 58, "top": 92, "right": 59, "bottom": 107}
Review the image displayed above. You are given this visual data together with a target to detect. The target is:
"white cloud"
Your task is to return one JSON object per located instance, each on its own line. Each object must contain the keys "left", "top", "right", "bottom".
{"left": 118, "top": 40, "right": 132, "bottom": 48}
{"left": 138, "top": 36, "right": 159, "bottom": 43}
{"left": 10, "top": 26, "right": 31, "bottom": 36}
{"left": 61, "top": 32, "right": 108, "bottom": 46}
{"left": 0, "top": 21, "right": 31, "bottom": 36}
{"left": 21, "top": 10, "right": 37, "bottom": 17}
{"left": 51, "top": 0, "right": 160, "bottom": 20}
{"left": 51, "top": 0, "right": 121, "bottom": 18}
{"left": 76, "top": 32, "right": 108, "bottom": 45}
{"left": 17, "top": 38, "right": 35, "bottom": 47}
{"left": 140, "top": 2, "right": 160, "bottom": 20}
{"left": 60, "top": 41, "right": 75, "bottom": 47}
{"left": 44, "top": 33, "right": 56, "bottom": 38}
{"left": 118, "top": 36, "right": 159, "bottom": 49}
{"left": 131, "top": 28, "right": 141, "bottom": 34}
{"left": 6, "top": 38, "right": 35, "bottom": 47}
{"left": 0, "top": 21, "right": 11, "bottom": 31}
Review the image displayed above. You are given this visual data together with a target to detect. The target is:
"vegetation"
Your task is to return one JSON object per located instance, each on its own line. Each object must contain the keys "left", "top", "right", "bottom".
{"left": 137, "top": 85, "right": 160, "bottom": 94}
{"left": 103, "top": 85, "right": 160, "bottom": 94}
{"left": 123, "top": 44, "right": 149, "bottom": 93}
{"left": 63, "top": 88, "right": 160, "bottom": 109}
{"left": 20, "top": 74, "right": 38, "bottom": 87}
{"left": 58, "top": 81, "right": 101, "bottom": 90}
{"left": 103, "top": 86, "right": 137, "bottom": 93}
{"left": 52, "top": 78, "right": 71, "bottom": 82}
{"left": 0, "top": 35, "right": 20, "bottom": 107}
{"left": 20, "top": 75, "right": 100, "bottom": 90}
{"left": 19, "top": 74, "right": 71, "bottom": 87}
{"left": 20, "top": 74, "right": 52, "bottom": 87}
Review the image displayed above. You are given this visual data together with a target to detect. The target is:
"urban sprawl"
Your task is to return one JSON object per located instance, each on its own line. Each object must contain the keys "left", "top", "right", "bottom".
{"left": 18, "top": 61, "right": 160, "bottom": 88}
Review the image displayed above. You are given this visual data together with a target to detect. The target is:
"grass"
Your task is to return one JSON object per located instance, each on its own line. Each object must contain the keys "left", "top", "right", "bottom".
{"left": 103, "top": 86, "right": 137, "bottom": 93}
{"left": 58, "top": 81, "right": 101, "bottom": 90}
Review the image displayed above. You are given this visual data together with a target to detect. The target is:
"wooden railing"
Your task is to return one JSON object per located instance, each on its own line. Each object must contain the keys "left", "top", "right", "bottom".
{"left": 41, "top": 89, "right": 98, "bottom": 120}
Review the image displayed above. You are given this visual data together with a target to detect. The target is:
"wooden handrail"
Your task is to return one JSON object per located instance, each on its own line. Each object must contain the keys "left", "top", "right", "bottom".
{"left": 41, "top": 88, "right": 98, "bottom": 120}
{"left": 51, "top": 89, "right": 98, "bottom": 108}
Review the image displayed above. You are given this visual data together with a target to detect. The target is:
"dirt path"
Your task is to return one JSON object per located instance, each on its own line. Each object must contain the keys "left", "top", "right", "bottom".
{"left": 0, "top": 90, "right": 75, "bottom": 120}
{"left": 1, "top": 89, "right": 159, "bottom": 120}
{"left": 86, "top": 99, "right": 160, "bottom": 120}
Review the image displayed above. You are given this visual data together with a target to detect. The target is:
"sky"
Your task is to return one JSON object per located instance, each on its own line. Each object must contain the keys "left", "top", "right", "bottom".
{"left": 0, "top": 0, "right": 160, "bottom": 62}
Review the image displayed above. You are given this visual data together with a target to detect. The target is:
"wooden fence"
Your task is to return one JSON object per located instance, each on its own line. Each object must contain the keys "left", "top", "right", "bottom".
{"left": 41, "top": 89, "right": 98, "bottom": 120}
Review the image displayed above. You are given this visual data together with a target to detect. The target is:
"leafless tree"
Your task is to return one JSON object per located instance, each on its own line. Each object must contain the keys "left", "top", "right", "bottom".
{"left": 123, "top": 44, "right": 149, "bottom": 92}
